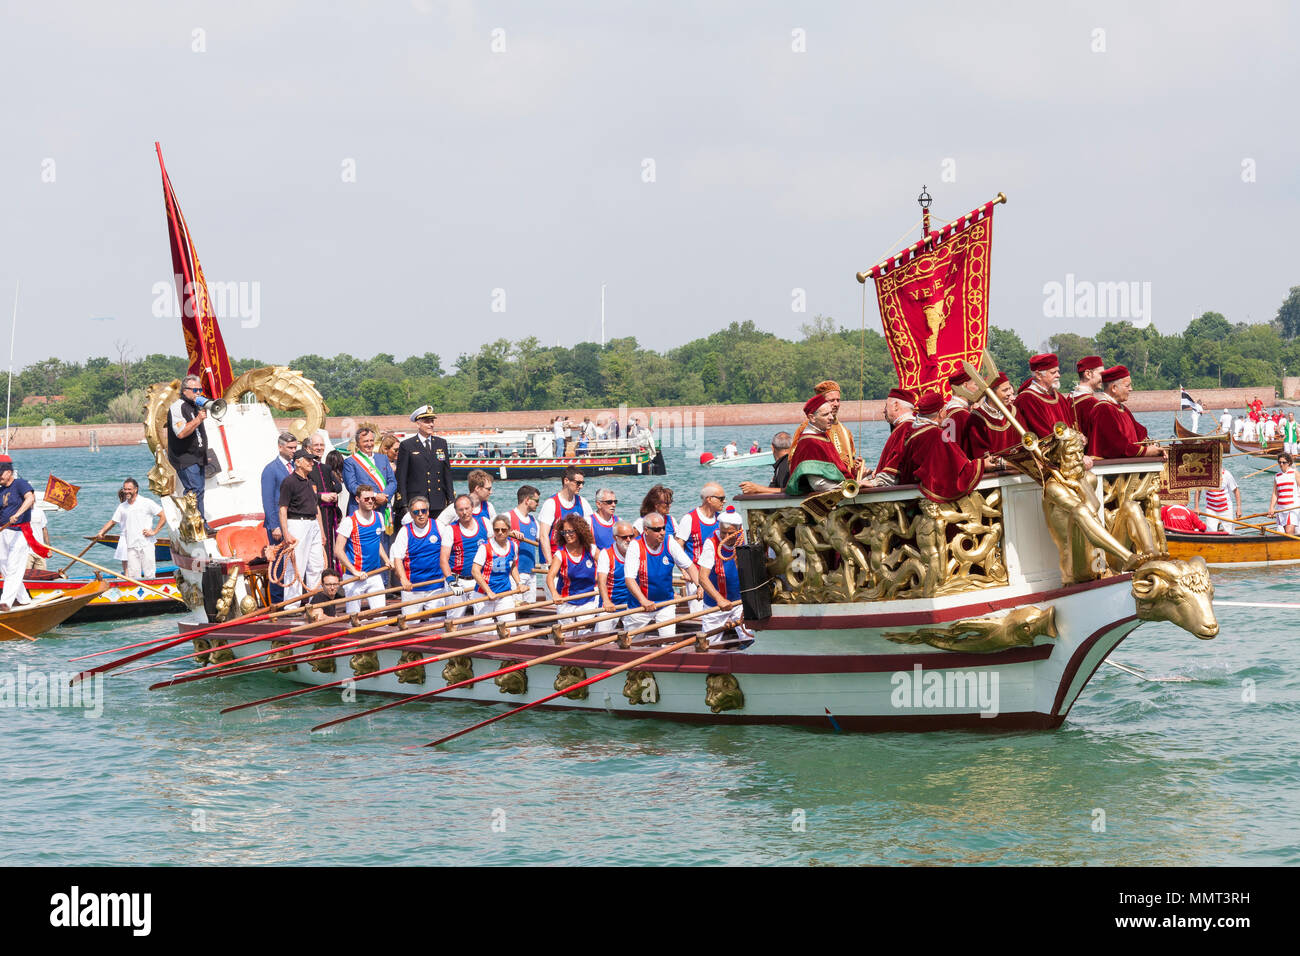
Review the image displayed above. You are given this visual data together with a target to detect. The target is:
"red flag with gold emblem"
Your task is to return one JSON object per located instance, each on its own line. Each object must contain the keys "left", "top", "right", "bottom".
{"left": 868, "top": 197, "right": 1001, "bottom": 398}
{"left": 44, "top": 474, "right": 80, "bottom": 510}
{"left": 155, "top": 143, "right": 234, "bottom": 398}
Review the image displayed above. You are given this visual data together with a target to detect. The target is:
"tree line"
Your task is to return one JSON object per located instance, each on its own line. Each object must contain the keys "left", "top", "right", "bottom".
{"left": 8, "top": 285, "right": 1300, "bottom": 426}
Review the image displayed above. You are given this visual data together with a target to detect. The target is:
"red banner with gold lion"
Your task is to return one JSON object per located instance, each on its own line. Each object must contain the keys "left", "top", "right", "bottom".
{"left": 868, "top": 198, "right": 1000, "bottom": 397}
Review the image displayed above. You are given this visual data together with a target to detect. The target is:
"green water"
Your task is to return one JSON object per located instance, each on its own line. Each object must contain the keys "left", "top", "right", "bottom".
{"left": 1, "top": 417, "right": 1296, "bottom": 865}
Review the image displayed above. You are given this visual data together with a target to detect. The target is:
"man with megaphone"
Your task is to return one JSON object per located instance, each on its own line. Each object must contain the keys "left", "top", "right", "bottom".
{"left": 166, "top": 374, "right": 212, "bottom": 526}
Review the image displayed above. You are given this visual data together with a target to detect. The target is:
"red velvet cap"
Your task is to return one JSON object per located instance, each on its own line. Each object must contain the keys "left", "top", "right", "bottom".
{"left": 803, "top": 393, "right": 829, "bottom": 416}
{"left": 990, "top": 372, "right": 1010, "bottom": 390}
{"left": 948, "top": 368, "right": 972, "bottom": 387}
{"left": 916, "top": 392, "right": 944, "bottom": 416}
{"left": 1101, "top": 365, "right": 1131, "bottom": 384}
{"left": 1029, "top": 353, "right": 1059, "bottom": 371}
{"left": 887, "top": 387, "right": 916, "bottom": 405}
{"left": 1076, "top": 355, "right": 1104, "bottom": 375}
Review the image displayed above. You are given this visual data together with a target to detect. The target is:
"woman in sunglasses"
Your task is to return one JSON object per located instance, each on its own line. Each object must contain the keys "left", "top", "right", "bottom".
{"left": 634, "top": 484, "right": 677, "bottom": 537}
{"left": 472, "top": 516, "right": 521, "bottom": 623}
{"left": 546, "top": 513, "right": 600, "bottom": 630}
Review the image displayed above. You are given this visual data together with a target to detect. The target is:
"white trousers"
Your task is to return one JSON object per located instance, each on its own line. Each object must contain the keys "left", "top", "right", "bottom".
{"left": 1277, "top": 509, "right": 1299, "bottom": 532}
{"left": 446, "top": 577, "right": 483, "bottom": 620}
{"left": 700, "top": 605, "right": 748, "bottom": 645}
{"left": 1203, "top": 507, "right": 1233, "bottom": 533}
{"left": 519, "top": 571, "right": 538, "bottom": 604}
{"left": 400, "top": 589, "right": 444, "bottom": 620}
{"left": 0, "top": 528, "right": 31, "bottom": 607}
{"left": 343, "top": 573, "right": 386, "bottom": 616}
{"left": 624, "top": 604, "right": 680, "bottom": 637}
{"left": 283, "top": 519, "right": 324, "bottom": 605}
{"left": 477, "top": 592, "right": 516, "bottom": 625}
{"left": 125, "top": 547, "right": 157, "bottom": 579}
{"left": 556, "top": 600, "right": 599, "bottom": 635}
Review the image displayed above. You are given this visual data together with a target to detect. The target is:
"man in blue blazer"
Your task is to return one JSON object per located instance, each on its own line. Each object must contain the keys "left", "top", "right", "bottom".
{"left": 261, "top": 431, "right": 299, "bottom": 601}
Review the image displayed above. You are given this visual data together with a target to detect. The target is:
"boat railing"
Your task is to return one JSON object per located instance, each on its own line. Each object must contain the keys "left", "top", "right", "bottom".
{"left": 736, "top": 457, "right": 1166, "bottom": 606}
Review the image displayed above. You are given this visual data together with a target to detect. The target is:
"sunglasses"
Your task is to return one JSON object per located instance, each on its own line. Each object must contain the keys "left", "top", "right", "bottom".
{"left": 599, "top": 498, "right": 617, "bottom": 505}
{"left": 708, "top": 494, "right": 726, "bottom": 502}
{"left": 360, "top": 497, "right": 376, "bottom": 504}
{"left": 644, "top": 524, "right": 665, "bottom": 532}
{"left": 569, "top": 479, "right": 585, "bottom": 486}
{"left": 410, "top": 508, "right": 429, "bottom": 515}
{"left": 615, "top": 533, "right": 637, "bottom": 540}
{"left": 561, "top": 530, "right": 577, "bottom": 537}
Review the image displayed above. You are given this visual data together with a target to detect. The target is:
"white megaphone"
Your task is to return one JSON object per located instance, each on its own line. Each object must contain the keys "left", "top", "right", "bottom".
{"left": 194, "top": 393, "right": 227, "bottom": 420}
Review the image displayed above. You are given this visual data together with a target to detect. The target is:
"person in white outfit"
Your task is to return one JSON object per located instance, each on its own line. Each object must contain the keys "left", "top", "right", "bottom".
{"left": 1219, "top": 409, "right": 1232, "bottom": 434}
{"left": 1269, "top": 454, "right": 1300, "bottom": 532}
{"left": 0, "top": 460, "right": 37, "bottom": 610}
{"left": 1196, "top": 468, "right": 1241, "bottom": 533}
{"left": 95, "top": 478, "right": 165, "bottom": 578}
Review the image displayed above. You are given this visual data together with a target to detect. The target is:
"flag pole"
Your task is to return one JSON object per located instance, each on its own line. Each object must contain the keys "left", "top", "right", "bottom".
{"left": 4, "top": 279, "right": 17, "bottom": 454}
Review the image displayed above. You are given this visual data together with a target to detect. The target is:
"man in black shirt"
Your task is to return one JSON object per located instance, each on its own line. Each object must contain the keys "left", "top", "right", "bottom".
{"left": 166, "top": 374, "right": 210, "bottom": 523}
{"left": 739, "top": 431, "right": 793, "bottom": 495}
{"left": 278, "top": 448, "right": 325, "bottom": 606}
{"left": 306, "top": 569, "right": 345, "bottom": 623}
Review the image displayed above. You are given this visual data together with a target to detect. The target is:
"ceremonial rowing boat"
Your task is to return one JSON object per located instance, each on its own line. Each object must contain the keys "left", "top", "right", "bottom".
{"left": 0, "top": 581, "right": 111, "bottom": 640}
{"left": 88, "top": 534, "right": 173, "bottom": 565}
{"left": 1231, "top": 434, "right": 1285, "bottom": 458}
{"left": 1165, "top": 529, "right": 1300, "bottom": 567}
{"left": 134, "top": 174, "right": 1219, "bottom": 735}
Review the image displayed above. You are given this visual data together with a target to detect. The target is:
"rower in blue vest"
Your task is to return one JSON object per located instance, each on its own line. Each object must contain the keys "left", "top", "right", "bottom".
{"left": 696, "top": 508, "right": 754, "bottom": 647}
{"left": 440, "top": 494, "right": 489, "bottom": 620}
{"left": 546, "top": 513, "right": 600, "bottom": 631}
{"left": 389, "top": 494, "right": 446, "bottom": 614}
{"left": 472, "top": 515, "right": 521, "bottom": 623}
{"left": 595, "top": 520, "right": 638, "bottom": 633}
{"left": 623, "top": 511, "right": 697, "bottom": 637}
{"left": 589, "top": 487, "right": 620, "bottom": 551}
{"left": 333, "top": 483, "right": 391, "bottom": 614}
{"left": 508, "top": 484, "right": 542, "bottom": 602}
{"left": 537, "top": 466, "right": 591, "bottom": 565}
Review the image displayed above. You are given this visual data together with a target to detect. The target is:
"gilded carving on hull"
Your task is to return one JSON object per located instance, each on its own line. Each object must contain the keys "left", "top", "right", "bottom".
{"left": 494, "top": 662, "right": 527, "bottom": 695}
{"left": 747, "top": 488, "right": 1005, "bottom": 604}
{"left": 349, "top": 651, "right": 380, "bottom": 677}
{"left": 214, "top": 567, "right": 239, "bottom": 621}
{"left": 177, "top": 492, "right": 207, "bottom": 544}
{"left": 269, "top": 639, "right": 297, "bottom": 674}
{"left": 623, "top": 670, "right": 659, "bottom": 705}
{"left": 554, "top": 665, "right": 588, "bottom": 700}
{"left": 705, "top": 673, "right": 744, "bottom": 713}
{"left": 442, "top": 657, "right": 473, "bottom": 686}
{"left": 885, "top": 605, "right": 1058, "bottom": 653}
{"left": 395, "top": 650, "right": 426, "bottom": 685}
{"left": 1132, "top": 557, "right": 1218, "bottom": 640}
{"left": 191, "top": 637, "right": 211, "bottom": 667}
{"left": 309, "top": 641, "right": 337, "bottom": 674}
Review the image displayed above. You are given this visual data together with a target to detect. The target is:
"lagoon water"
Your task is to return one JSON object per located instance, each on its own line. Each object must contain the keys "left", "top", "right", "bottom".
{"left": 2, "top": 412, "right": 1297, "bottom": 865}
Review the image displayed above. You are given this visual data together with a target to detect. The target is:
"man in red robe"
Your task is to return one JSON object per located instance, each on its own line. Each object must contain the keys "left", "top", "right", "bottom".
{"left": 965, "top": 373, "right": 1022, "bottom": 460}
{"left": 897, "top": 392, "right": 984, "bottom": 501}
{"left": 1088, "top": 365, "right": 1162, "bottom": 459}
{"left": 1069, "top": 355, "right": 1105, "bottom": 440}
{"left": 940, "top": 368, "right": 974, "bottom": 448}
{"left": 785, "top": 393, "right": 857, "bottom": 493}
{"left": 870, "top": 387, "right": 916, "bottom": 486}
{"left": 1014, "top": 353, "right": 1077, "bottom": 438}
{"left": 790, "top": 379, "right": 858, "bottom": 467}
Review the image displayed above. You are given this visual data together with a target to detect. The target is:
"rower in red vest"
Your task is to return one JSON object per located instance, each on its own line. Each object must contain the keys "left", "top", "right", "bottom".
{"left": 1160, "top": 502, "right": 1208, "bottom": 533}
{"left": 897, "top": 392, "right": 984, "bottom": 501}
{"left": 870, "top": 387, "right": 916, "bottom": 486}
{"left": 965, "top": 372, "right": 1022, "bottom": 460}
{"left": 1014, "top": 353, "right": 1077, "bottom": 438}
{"left": 1087, "top": 365, "right": 1162, "bottom": 459}
{"left": 1070, "top": 355, "right": 1105, "bottom": 440}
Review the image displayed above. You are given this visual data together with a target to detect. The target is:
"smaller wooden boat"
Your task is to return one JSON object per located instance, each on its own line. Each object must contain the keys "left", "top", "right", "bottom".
{"left": 1172, "top": 418, "right": 1225, "bottom": 440}
{"left": 1165, "top": 529, "right": 1300, "bottom": 567}
{"left": 1231, "top": 435, "right": 1286, "bottom": 459}
{"left": 3, "top": 568, "right": 184, "bottom": 621}
{"left": 0, "top": 580, "right": 112, "bottom": 640}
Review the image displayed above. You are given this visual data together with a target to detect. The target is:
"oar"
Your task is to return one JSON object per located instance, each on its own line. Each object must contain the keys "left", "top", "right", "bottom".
{"left": 68, "top": 566, "right": 391, "bottom": 676}
{"left": 421, "top": 620, "right": 717, "bottom": 748}
{"left": 69, "top": 633, "right": 181, "bottom": 661}
{"left": 0, "top": 619, "right": 35, "bottom": 641}
{"left": 154, "top": 586, "right": 532, "bottom": 685}
{"left": 58, "top": 538, "right": 99, "bottom": 577}
{"left": 1102, "top": 659, "right": 1194, "bottom": 683}
{"left": 309, "top": 601, "right": 704, "bottom": 731}
{"left": 116, "top": 581, "right": 456, "bottom": 674}
{"left": 1241, "top": 461, "right": 1278, "bottom": 479}
{"left": 228, "top": 600, "right": 642, "bottom": 717}
{"left": 40, "top": 543, "right": 184, "bottom": 602}
{"left": 1236, "top": 511, "right": 1269, "bottom": 520}
{"left": 1194, "top": 512, "right": 1300, "bottom": 544}
{"left": 151, "top": 586, "right": 560, "bottom": 689}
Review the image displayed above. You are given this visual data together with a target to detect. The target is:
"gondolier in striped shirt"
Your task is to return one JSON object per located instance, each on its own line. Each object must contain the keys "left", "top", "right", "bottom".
{"left": 1196, "top": 467, "right": 1241, "bottom": 533}
{"left": 1269, "top": 454, "right": 1300, "bottom": 532}
{"left": 0, "top": 460, "right": 41, "bottom": 611}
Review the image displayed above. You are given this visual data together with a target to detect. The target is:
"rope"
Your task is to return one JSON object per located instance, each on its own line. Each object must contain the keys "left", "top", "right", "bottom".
{"left": 267, "top": 542, "right": 300, "bottom": 588}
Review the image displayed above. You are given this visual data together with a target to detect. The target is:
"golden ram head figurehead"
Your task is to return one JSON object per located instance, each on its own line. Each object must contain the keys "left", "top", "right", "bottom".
{"left": 1131, "top": 556, "right": 1218, "bottom": 640}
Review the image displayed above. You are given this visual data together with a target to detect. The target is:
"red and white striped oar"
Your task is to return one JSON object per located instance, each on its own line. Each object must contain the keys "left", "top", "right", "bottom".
{"left": 224, "top": 597, "right": 646, "bottom": 715}
{"left": 420, "top": 616, "right": 723, "bottom": 748}
{"left": 310, "top": 603, "right": 708, "bottom": 733}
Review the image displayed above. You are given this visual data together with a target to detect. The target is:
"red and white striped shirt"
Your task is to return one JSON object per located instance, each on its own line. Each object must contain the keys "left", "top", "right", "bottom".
{"left": 1275, "top": 470, "right": 1298, "bottom": 511}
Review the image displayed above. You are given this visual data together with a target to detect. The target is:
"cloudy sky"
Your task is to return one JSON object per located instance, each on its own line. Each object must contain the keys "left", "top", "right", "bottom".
{"left": 1, "top": 0, "right": 1296, "bottom": 371}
